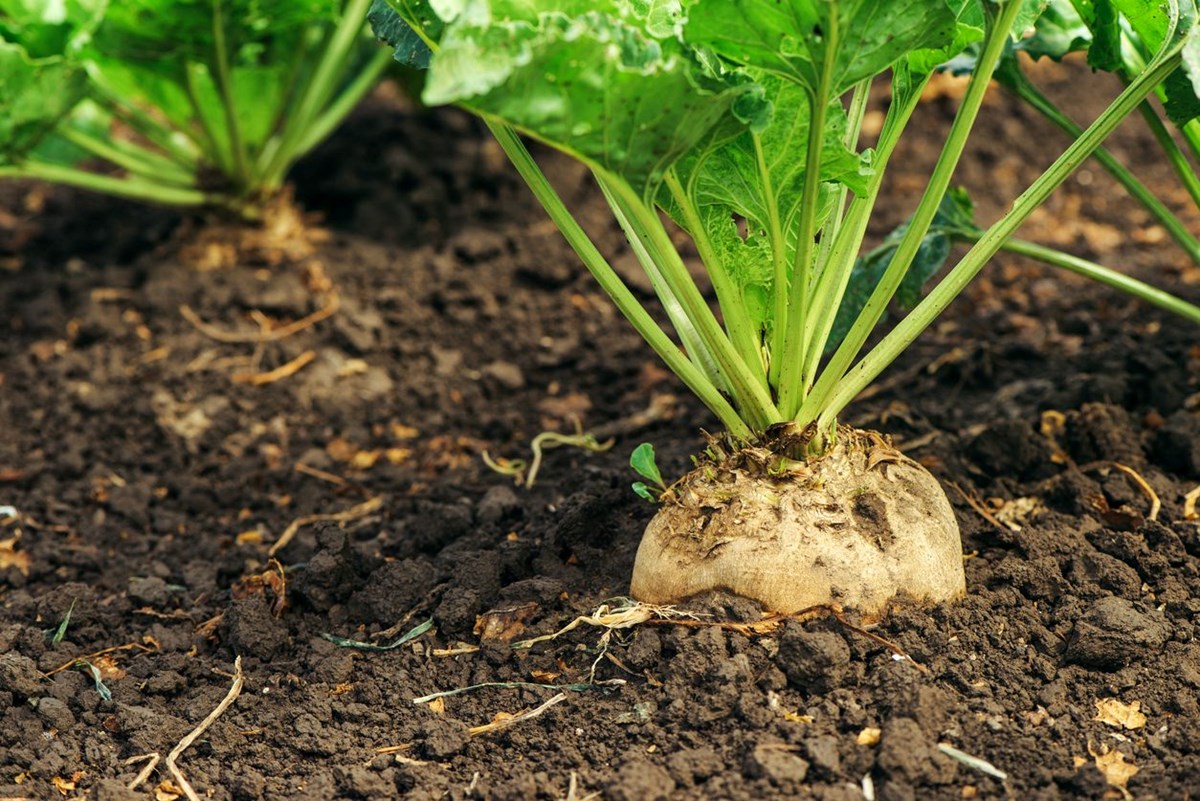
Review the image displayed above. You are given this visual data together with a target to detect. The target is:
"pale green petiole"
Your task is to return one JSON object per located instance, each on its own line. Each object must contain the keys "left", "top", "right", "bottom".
{"left": 663, "top": 170, "right": 768, "bottom": 388}
{"left": 0, "top": 161, "right": 214, "bottom": 207}
{"left": 600, "top": 174, "right": 782, "bottom": 430}
{"left": 1001, "top": 69, "right": 1200, "bottom": 265}
{"left": 775, "top": 11, "right": 839, "bottom": 419}
{"left": 995, "top": 237, "right": 1200, "bottom": 325}
{"left": 798, "top": 0, "right": 1026, "bottom": 432}
{"left": 598, "top": 176, "right": 730, "bottom": 396}
{"left": 816, "top": 36, "right": 1189, "bottom": 432}
{"left": 799, "top": 70, "right": 931, "bottom": 398}
{"left": 484, "top": 121, "right": 753, "bottom": 439}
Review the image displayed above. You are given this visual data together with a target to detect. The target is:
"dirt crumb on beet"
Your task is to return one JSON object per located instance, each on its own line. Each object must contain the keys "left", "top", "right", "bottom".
{"left": 3, "top": 62, "right": 1200, "bottom": 800}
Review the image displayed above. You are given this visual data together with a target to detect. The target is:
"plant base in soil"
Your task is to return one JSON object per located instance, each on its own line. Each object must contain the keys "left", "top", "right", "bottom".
{"left": 631, "top": 426, "right": 967, "bottom": 618}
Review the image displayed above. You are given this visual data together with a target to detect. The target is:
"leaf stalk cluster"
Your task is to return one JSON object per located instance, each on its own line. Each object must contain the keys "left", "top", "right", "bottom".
{"left": 377, "top": 0, "right": 1200, "bottom": 447}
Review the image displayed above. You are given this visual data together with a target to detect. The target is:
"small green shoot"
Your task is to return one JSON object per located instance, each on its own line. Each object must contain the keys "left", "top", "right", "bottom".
{"left": 630, "top": 442, "right": 667, "bottom": 503}
{"left": 483, "top": 424, "right": 615, "bottom": 489}
{"left": 46, "top": 599, "right": 75, "bottom": 644}
{"left": 321, "top": 617, "right": 433, "bottom": 651}
{"left": 73, "top": 660, "right": 113, "bottom": 701}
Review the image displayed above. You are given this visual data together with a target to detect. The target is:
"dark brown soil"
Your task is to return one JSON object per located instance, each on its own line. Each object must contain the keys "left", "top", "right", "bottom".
{"left": 2, "top": 61, "right": 1200, "bottom": 801}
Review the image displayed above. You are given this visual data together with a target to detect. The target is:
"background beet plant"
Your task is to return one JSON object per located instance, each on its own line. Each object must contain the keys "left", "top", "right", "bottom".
{"left": 0, "top": 0, "right": 391, "bottom": 216}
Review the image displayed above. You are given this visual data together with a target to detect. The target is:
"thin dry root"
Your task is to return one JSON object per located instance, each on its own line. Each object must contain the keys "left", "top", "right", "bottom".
{"left": 1109, "top": 463, "right": 1161, "bottom": 521}
{"left": 467, "top": 692, "right": 567, "bottom": 736}
{"left": 180, "top": 290, "right": 339, "bottom": 344}
{"left": 269, "top": 496, "right": 383, "bottom": 556}
{"left": 231, "top": 350, "right": 316, "bottom": 385}
{"left": 165, "top": 657, "right": 244, "bottom": 801}
{"left": 125, "top": 753, "right": 161, "bottom": 791}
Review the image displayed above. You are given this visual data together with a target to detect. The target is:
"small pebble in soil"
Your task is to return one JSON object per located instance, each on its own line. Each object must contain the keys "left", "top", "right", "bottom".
{"left": 221, "top": 594, "right": 291, "bottom": 660}
{"left": 804, "top": 734, "right": 843, "bottom": 780}
{"left": 743, "top": 742, "right": 810, "bottom": 788}
{"left": 127, "top": 575, "right": 171, "bottom": 607}
{"left": 481, "top": 360, "right": 525, "bottom": 390}
{"left": 0, "top": 652, "right": 45, "bottom": 698}
{"left": 666, "top": 746, "right": 723, "bottom": 787}
{"left": 1065, "top": 596, "right": 1172, "bottom": 670}
{"left": 34, "top": 696, "right": 75, "bottom": 729}
{"left": 476, "top": 485, "right": 523, "bottom": 526}
{"left": 1153, "top": 410, "right": 1200, "bottom": 476}
{"left": 417, "top": 717, "right": 471, "bottom": 760}
{"left": 876, "top": 717, "right": 957, "bottom": 786}
{"left": 776, "top": 621, "right": 852, "bottom": 694}
{"left": 605, "top": 761, "right": 676, "bottom": 801}
{"left": 90, "top": 778, "right": 142, "bottom": 801}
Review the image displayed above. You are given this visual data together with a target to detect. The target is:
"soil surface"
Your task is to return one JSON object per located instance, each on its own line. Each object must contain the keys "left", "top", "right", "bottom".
{"left": 2, "top": 60, "right": 1200, "bottom": 801}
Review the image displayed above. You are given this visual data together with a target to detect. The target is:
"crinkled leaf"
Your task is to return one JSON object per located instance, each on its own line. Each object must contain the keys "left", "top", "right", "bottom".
{"left": 1111, "top": 0, "right": 1200, "bottom": 124}
{"left": 0, "top": 0, "right": 102, "bottom": 163}
{"left": 1168, "top": 23, "right": 1200, "bottom": 123}
{"left": 662, "top": 72, "right": 871, "bottom": 330}
{"left": 1012, "top": 0, "right": 1053, "bottom": 38}
{"left": 951, "top": 0, "right": 1051, "bottom": 39}
{"left": 0, "top": 0, "right": 103, "bottom": 58}
{"left": 1081, "top": 0, "right": 1199, "bottom": 124}
{"left": 1017, "top": 0, "right": 1091, "bottom": 60}
{"left": 0, "top": 41, "right": 88, "bottom": 163}
{"left": 89, "top": 0, "right": 339, "bottom": 66}
{"left": 931, "top": 0, "right": 1073, "bottom": 75}
{"left": 905, "top": 0, "right": 985, "bottom": 75}
{"left": 701, "top": 208, "right": 776, "bottom": 325}
{"left": 1184, "top": 25, "right": 1200, "bottom": 109}
{"left": 827, "top": 188, "right": 976, "bottom": 353}
{"left": 381, "top": 0, "right": 445, "bottom": 49}
{"left": 405, "top": 0, "right": 756, "bottom": 194}
{"left": 1078, "top": 0, "right": 1123, "bottom": 72}
{"left": 369, "top": 0, "right": 433, "bottom": 68}
{"left": 685, "top": 0, "right": 959, "bottom": 95}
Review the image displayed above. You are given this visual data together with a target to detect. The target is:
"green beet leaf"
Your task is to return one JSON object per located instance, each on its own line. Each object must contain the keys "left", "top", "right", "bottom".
{"left": 630, "top": 442, "right": 666, "bottom": 489}
{"left": 369, "top": 0, "right": 433, "bottom": 68}
{"left": 684, "top": 0, "right": 960, "bottom": 97}
{"left": 631, "top": 481, "right": 659, "bottom": 503}
{"left": 0, "top": 42, "right": 88, "bottom": 163}
{"left": 663, "top": 71, "right": 872, "bottom": 330}
{"left": 1016, "top": 0, "right": 1089, "bottom": 60}
{"left": 1078, "top": 0, "right": 1200, "bottom": 124}
{"left": 1111, "top": 0, "right": 1200, "bottom": 125}
{"left": 0, "top": 0, "right": 102, "bottom": 164}
{"left": 406, "top": 0, "right": 761, "bottom": 195}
